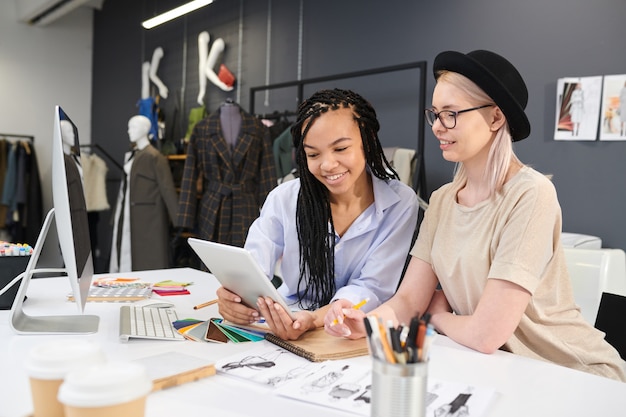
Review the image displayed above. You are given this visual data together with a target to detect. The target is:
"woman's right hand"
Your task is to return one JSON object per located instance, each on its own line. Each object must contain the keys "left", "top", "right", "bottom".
{"left": 323, "top": 299, "right": 367, "bottom": 339}
{"left": 216, "top": 286, "right": 260, "bottom": 324}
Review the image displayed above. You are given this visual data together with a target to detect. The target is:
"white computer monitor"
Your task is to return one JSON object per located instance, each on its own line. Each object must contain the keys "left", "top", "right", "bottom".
{"left": 9, "top": 105, "right": 99, "bottom": 334}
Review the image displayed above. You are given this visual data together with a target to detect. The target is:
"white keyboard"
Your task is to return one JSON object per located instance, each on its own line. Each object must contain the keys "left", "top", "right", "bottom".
{"left": 119, "top": 305, "right": 185, "bottom": 342}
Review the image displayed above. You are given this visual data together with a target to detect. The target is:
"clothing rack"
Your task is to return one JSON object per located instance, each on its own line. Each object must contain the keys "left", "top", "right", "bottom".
{"left": 255, "top": 110, "right": 297, "bottom": 120}
{"left": 79, "top": 144, "right": 123, "bottom": 172}
{"left": 0, "top": 133, "right": 34, "bottom": 143}
{"left": 249, "top": 61, "right": 428, "bottom": 202}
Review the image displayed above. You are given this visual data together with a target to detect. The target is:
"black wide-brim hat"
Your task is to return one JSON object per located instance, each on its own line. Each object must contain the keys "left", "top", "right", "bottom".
{"left": 433, "top": 50, "right": 531, "bottom": 141}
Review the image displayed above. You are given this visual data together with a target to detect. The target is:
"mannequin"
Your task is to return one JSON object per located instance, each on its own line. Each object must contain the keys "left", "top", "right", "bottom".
{"left": 197, "top": 31, "right": 234, "bottom": 105}
{"left": 177, "top": 105, "right": 277, "bottom": 247}
{"left": 128, "top": 115, "right": 151, "bottom": 151}
{"left": 109, "top": 115, "right": 178, "bottom": 272}
{"left": 219, "top": 100, "right": 242, "bottom": 149}
{"left": 60, "top": 119, "right": 83, "bottom": 180}
{"left": 60, "top": 120, "right": 75, "bottom": 155}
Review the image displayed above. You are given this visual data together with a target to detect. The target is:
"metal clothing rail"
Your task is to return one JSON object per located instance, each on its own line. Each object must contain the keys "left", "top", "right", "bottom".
{"left": 0, "top": 133, "right": 34, "bottom": 142}
{"left": 79, "top": 143, "right": 123, "bottom": 172}
{"left": 249, "top": 61, "right": 428, "bottom": 202}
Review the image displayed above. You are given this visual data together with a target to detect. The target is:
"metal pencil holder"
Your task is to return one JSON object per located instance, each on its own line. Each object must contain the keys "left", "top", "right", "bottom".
{"left": 370, "top": 357, "right": 428, "bottom": 417}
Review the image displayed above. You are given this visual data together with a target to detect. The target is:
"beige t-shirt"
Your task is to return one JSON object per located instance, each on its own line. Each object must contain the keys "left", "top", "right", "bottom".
{"left": 412, "top": 166, "right": 625, "bottom": 382}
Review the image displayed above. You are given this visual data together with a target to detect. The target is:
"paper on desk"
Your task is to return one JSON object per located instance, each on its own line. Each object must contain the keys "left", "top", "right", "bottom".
{"left": 274, "top": 362, "right": 497, "bottom": 417}
{"left": 216, "top": 344, "right": 315, "bottom": 387}
{"left": 216, "top": 345, "right": 496, "bottom": 417}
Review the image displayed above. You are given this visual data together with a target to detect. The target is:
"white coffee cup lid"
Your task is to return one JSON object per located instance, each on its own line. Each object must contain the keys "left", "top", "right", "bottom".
{"left": 58, "top": 362, "right": 152, "bottom": 407}
{"left": 25, "top": 339, "right": 105, "bottom": 380}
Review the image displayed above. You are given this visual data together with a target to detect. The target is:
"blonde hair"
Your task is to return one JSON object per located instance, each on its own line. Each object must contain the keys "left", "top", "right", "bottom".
{"left": 436, "top": 70, "right": 522, "bottom": 197}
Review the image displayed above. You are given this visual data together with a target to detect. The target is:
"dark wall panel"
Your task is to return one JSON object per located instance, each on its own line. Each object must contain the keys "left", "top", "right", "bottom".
{"left": 92, "top": 0, "right": 626, "bottom": 257}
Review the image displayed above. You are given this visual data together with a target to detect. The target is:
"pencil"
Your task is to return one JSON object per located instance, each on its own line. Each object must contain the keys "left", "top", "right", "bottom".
{"left": 193, "top": 299, "right": 218, "bottom": 310}
{"left": 331, "top": 297, "right": 370, "bottom": 326}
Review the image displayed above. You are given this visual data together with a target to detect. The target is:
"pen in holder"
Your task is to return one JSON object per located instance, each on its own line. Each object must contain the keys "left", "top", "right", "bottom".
{"left": 371, "top": 357, "right": 428, "bottom": 417}
{"left": 365, "top": 314, "right": 433, "bottom": 417}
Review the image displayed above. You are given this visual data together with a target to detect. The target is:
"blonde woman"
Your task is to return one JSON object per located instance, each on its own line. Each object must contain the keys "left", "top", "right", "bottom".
{"left": 327, "top": 50, "right": 626, "bottom": 382}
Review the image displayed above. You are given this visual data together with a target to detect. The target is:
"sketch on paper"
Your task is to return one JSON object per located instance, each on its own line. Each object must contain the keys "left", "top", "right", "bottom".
{"left": 216, "top": 346, "right": 316, "bottom": 388}
{"left": 275, "top": 362, "right": 495, "bottom": 417}
{"left": 277, "top": 360, "right": 371, "bottom": 414}
{"left": 599, "top": 74, "right": 626, "bottom": 141}
{"left": 215, "top": 346, "right": 495, "bottom": 417}
{"left": 554, "top": 76, "right": 602, "bottom": 141}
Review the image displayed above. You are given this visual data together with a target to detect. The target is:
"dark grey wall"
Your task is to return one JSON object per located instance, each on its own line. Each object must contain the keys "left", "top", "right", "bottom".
{"left": 92, "top": 0, "right": 626, "bottom": 269}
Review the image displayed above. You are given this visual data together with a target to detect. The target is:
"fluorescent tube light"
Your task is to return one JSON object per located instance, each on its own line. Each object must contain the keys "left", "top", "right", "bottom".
{"left": 142, "top": 0, "right": 214, "bottom": 29}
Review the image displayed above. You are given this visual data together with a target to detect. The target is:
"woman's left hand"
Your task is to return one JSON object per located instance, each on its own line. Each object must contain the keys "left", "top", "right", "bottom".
{"left": 257, "top": 296, "right": 315, "bottom": 340}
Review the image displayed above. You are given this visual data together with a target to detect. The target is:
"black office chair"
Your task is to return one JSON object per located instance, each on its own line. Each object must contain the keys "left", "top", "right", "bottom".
{"left": 594, "top": 292, "right": 626, "bottom": 361}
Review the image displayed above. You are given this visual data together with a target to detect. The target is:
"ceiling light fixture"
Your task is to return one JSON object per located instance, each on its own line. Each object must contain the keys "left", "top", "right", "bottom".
{"left": 142, "top": 0, "right": 214, "bottom": 29}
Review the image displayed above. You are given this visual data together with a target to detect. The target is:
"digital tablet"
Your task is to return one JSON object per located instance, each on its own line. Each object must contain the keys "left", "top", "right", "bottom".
{"left": 187, "top": 238, "right": 296, "bottom": 320}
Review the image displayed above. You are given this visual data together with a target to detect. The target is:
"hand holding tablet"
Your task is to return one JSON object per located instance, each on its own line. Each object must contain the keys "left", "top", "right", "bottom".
{"left": 187, "top": 238, "right": 297, "bottom": 320}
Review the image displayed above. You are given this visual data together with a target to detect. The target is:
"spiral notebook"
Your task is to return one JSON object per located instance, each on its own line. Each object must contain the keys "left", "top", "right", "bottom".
{"left": 264, "top": 327, "right": 369, "bottom": 362}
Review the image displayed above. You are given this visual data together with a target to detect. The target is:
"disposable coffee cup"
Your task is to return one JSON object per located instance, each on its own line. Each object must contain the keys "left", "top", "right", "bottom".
{"left": 25, "top": 339, "right": 106, "bottom": 417}
{"left": 58, "top": 361, "right": 152, "bottom": 417}
{"left": 370, "top": 358, "right": 428, "bottom": 417}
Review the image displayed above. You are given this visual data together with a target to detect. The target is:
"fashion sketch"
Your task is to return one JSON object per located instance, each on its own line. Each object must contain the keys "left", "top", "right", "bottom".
{"left": 600, "top": 74, "right": 626, "bottom": 141}
{"left": 216, "top": 348, "right": 496, "bottom": 417}
{"left": 554, "top": 76, "right": 602, "bottom": 141}
{"left": 216, "top": 347, "right": 314, "bottom": 387}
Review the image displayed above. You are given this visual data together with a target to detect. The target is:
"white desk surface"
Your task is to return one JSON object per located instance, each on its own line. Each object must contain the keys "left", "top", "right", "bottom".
{"left": 1, "top": 267, "right": 625, "bottom": 417}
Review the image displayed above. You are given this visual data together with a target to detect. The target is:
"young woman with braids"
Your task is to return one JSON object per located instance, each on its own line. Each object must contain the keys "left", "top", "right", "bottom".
{"left": 216, "top": 88, "right": 418, "bottom": 340}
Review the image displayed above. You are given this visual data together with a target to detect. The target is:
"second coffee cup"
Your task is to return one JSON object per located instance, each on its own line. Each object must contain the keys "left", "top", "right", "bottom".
{"left": 25, "top": 339, "right": 106, "bottom": 417}
{"left": 58, "top": 361, "right": 153, "bottom": 417}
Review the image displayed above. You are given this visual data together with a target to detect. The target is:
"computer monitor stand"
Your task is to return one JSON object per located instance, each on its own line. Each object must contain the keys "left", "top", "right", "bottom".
{"left": 9, "top": 209, "right": 99, "bottom": 334}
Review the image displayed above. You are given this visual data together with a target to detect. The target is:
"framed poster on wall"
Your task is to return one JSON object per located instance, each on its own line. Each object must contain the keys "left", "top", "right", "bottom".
{"left": 599, "top": 74, "right": 626, "bottom": 141}
{"left": 554, "top": 76, "right": 602, "bottom": 141}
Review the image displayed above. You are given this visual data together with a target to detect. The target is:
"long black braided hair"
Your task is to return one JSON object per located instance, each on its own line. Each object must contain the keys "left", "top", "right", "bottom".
{"left": 290, "top": 88, "right": 398, "bottom": 310}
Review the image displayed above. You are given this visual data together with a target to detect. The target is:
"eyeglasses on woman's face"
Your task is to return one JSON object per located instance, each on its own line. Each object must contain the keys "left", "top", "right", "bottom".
{"left": 424, "top": 104, "right": 494, "bottom": 129}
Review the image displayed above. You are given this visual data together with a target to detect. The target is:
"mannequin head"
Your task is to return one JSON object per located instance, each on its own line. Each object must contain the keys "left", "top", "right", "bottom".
{"left": 60, "top": 120, "right": 75, "bottom": 154}
{"left": 128, "top": 115, "right": 151, "bottom": 150}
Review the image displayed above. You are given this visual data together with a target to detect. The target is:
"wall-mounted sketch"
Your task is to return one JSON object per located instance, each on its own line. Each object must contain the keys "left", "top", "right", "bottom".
{"left": 554, "top": 76, "right": 602, "bottom": 141}
{"left": 197, "top": 31, "right": 235, "bottom": 105}
{"left": 599, "top": 74, "right": 626, "bottom": 141}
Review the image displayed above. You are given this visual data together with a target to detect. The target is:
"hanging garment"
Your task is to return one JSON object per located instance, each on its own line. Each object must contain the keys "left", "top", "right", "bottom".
{"left": 110, "top": 150, "right": 134, "bottom": 273}
{"left": 19, "top": 142, "right": 43, "bottom": 245}
{"left": 81, "top": 153, "right": 110, "bottom": 212}
{"left": 0, "top": 140, "right": 7, "bottom": 229}
{"left": 110, "top": 145, "right": 178, "bottom": 272}
{"left": 137, "top": 97, "right": 159, "bottom": 142}
{"left": 185, "top": 106, "right": 208, "bottom": 142}
{"left": 272, "top": 125, "right": 295, "bottom": 179}
{"left": 383, "top": 147, "right": 416, "bottom": 187}
{"left": 176, "top": 107, "right": 277, "bottom": 247}
{"left": 1, "top": 143, "right": 17, "bottom": 214}
{"left": 0, "top": 140, "right": 42, "bottom": 244}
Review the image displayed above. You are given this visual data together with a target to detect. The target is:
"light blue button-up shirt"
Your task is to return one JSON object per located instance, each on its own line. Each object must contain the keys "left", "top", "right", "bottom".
{"left": 244, "top": 174, "right": 418, "bottom": 311}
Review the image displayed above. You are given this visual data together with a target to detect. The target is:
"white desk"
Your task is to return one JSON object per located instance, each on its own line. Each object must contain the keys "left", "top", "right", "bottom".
{"left": 1, "top": 267, "right": 625, "bottom": 417}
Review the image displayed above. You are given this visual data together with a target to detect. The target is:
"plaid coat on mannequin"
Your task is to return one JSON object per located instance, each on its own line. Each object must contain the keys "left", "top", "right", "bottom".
{"left": 176, "top": 107, "right": 277, "bottom": 247}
